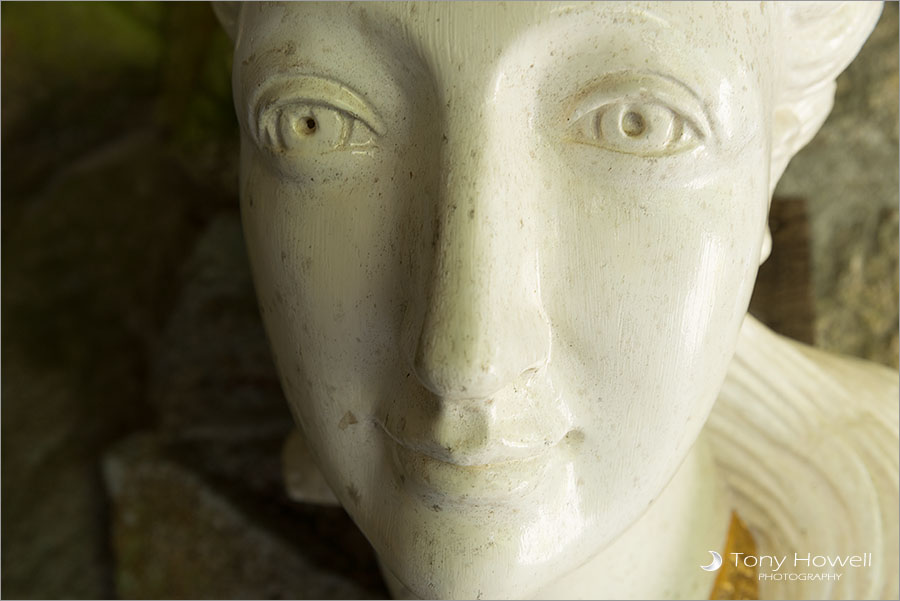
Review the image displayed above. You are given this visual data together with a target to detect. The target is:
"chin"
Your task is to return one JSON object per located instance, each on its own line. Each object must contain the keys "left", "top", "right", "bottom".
{"left": 357, "top": 447, "right": 663, "bottom": 601}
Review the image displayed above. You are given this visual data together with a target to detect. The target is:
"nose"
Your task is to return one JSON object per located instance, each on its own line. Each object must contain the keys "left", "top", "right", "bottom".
{"left": 412, "top": 123, "right": 551, "bottom": 401}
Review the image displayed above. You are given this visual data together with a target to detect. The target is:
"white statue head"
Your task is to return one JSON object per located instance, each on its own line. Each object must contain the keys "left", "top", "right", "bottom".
{"left": 215, "top": 2, "right": 881, "bottom": 598}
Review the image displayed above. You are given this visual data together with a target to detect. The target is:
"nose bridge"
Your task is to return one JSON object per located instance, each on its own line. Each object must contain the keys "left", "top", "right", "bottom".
{"left": 413, "top": 107, "right": 550, "bottom": 400}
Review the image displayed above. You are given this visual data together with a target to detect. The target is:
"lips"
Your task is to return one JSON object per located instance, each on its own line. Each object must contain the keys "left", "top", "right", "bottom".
{"left": 378, "top": 418, "right": 567, "bottom": 502}
{"left": 375, "top": 371, "right": 575, "bottom": 501}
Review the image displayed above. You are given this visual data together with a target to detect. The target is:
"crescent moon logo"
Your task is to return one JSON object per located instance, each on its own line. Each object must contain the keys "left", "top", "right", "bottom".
{"left": 700, "top": 550, "right": 723, "bottom": 571}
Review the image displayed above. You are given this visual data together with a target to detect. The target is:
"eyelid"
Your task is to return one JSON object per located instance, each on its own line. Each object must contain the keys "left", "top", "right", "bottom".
{"left": 569, "top": 71, "right": 713, "bottom": 141}
{"left": 250, "top": 75, "right": 385, "bottom": 144}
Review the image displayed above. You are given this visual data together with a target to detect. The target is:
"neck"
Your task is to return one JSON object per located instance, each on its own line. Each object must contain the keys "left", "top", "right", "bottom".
{"left": 529, "top": 432, "right": 731, "bottom": 600}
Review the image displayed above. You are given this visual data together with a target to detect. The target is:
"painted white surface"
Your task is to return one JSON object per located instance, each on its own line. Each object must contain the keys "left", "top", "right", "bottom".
{"left": 216, "top": 2, "right": 896, "bottom": 598}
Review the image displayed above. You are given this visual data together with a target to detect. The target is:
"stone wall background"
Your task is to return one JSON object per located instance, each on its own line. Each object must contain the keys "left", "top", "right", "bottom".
{"left": 774, "top": 3, "right": 900, "bottom": 368}
{"left": 2, "top": 3, "right": 897, "bottom": 599}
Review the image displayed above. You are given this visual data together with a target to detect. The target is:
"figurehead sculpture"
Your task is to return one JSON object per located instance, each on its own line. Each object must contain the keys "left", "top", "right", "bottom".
{"left": 214, "top": 2, "right": 898, "bottom": 599}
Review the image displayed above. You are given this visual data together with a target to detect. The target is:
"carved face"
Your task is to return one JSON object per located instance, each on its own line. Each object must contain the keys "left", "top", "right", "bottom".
{"left": 233, "top": 2, "right": 773, "bottom": 598}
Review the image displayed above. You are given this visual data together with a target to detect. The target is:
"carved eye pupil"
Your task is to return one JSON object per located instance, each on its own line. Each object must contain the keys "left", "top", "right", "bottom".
{"left": 621, "top": 110, "right": 645, "bottom": 137}
{"left": 294, "top": 116, "right": 317, "bottom": 135}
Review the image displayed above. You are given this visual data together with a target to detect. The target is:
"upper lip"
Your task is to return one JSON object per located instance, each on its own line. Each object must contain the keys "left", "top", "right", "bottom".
{"left": 376, "top": 418, "right": 566, "bottom": 468}
{"left": 379, "top": 418, "right": 568, "bottom": 501}
{"left": 376, "top": 371, "right": 573, "bottom": 471}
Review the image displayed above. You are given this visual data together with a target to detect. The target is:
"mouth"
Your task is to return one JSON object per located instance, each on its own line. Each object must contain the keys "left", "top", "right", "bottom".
{"left": 377, "top": 421, "right": 569, "bottom": 503}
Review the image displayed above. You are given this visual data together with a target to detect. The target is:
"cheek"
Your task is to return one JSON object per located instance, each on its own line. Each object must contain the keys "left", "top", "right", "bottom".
{"left": 239, "top": 149, "right": 427, "bottom": 402}
{"left": 529, "top": 153, "right": 768, "bottom": 511}
{"left": 538, "top": 149, "right": 768, "bottom": 429}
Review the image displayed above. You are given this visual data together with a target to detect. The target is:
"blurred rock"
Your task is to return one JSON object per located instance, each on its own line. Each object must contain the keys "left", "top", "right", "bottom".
{"left": 104, "top": 434, "right": 386, "bottom": 600}
{"left": 814, "top": 207, "right": 900, "bottom": 367}
{"left": 1, "top": 356, "right": 115, "bottom": 599}
{"left": 1, "top": 135, "right": 202, "bottom": 599}
{"left": 775, "top": 4, "right": 899, "bottom": 367}
{"left": 149, "top": 213, "right": 290, "bottom": 441}
{"left": 1, "top": 4, "right": 165, "bottom": 221}
{"left": 146, "top": 211, "right": 298, "bottom": 501}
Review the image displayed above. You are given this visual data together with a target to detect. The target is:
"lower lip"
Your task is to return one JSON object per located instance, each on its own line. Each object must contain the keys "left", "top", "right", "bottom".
{"left": 390, "top": 440, "right": 556, "bottom": 503}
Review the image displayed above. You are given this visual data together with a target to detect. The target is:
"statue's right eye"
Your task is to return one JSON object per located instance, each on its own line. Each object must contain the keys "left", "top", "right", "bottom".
{"left": 258, "top": 102, "right": 376, "bottom": 156}
{"left": 248, "top": 76, "right": 385, "bottom": 167}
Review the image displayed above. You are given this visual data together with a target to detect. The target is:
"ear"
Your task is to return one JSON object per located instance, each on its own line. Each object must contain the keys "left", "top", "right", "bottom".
{"left": 212, "top": 1, "right": 241, "bottom": 42}
{"left": 759, "top": 226, "right": 772, "bottom": 265}
{"left": 770, "top": 92, "right": 821, "bottom": 190}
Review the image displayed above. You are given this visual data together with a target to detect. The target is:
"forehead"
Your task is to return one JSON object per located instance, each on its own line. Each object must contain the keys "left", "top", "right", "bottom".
{"left": 237, "top": 2, "right": 772, "bottom": 74}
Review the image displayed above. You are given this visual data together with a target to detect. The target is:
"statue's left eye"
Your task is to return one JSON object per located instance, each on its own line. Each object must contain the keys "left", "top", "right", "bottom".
{"left": 571, "top": 100, "right": 703, "bottom": 158}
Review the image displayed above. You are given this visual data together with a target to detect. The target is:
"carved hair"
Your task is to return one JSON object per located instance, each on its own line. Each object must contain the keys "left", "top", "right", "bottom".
{"left": 770, "top": 1, "right": 882, "bottom": 184}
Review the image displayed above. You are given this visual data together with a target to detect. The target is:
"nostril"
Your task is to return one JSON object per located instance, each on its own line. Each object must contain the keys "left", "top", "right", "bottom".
{"left": 520, "top": 366, "right": 543, "bottom": 384}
